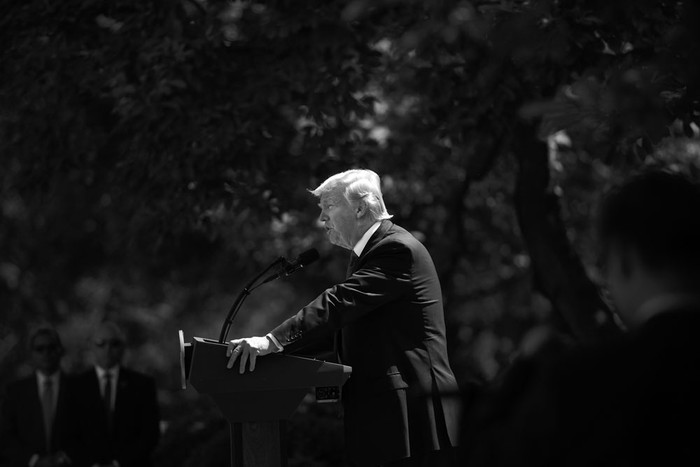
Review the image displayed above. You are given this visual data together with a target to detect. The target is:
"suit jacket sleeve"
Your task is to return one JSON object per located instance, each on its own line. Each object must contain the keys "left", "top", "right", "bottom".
{"left": 270, "top": 240, "right": 412, "bottom": 351}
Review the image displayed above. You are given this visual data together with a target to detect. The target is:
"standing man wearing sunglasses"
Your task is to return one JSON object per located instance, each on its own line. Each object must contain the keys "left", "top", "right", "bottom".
{"left": 0, "top": 326, "right": 77, "bottom": 467}
{"left": 74, "top": 322, "right": 160, "bottom": 467}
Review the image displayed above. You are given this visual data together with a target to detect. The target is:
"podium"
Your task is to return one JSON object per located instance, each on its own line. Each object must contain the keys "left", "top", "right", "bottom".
{"left": 179, "top": 331, "right": 351, "bottom": 467}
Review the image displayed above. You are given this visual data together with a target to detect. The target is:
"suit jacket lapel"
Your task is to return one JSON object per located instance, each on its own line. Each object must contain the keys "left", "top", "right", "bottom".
{"left": 357, "top": 220, "right": 393, "bottom": 263}
{"left": 53, "top": 372, "right": 67, "bottom": 445}
{"left": 347, "top": 221, "right": 392, "bottom": 277}
{"left": 339, "top": 220, "right": 393, "bottom": 359}
{"left": 27, "top": 376, "right": 47, "bottom": 451}
{"left": 114, "top": 369, "right": 130, "bottom": 422}
{"left": 116, "top": 370, "right": 127, "bottom": 408}
{"left": 88, "top": 370, "right": 110, "bottom": 428}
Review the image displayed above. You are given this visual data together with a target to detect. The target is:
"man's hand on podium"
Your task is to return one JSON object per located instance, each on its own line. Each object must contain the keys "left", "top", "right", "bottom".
{"left": 226, "top": 336, "right": 274, "bottom": 373}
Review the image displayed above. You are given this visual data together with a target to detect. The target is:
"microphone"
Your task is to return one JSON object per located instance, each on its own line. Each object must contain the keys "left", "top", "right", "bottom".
{"left": 263, "top": 248, "right": 320, "bottom": 283}
{"left": 218, "top": 249, "right": 319, "bottom": 343}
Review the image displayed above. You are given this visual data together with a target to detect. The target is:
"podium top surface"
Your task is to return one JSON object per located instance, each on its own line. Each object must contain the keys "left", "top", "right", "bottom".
{"left": 184, "top": 336, "right": 351, "bottom": 394}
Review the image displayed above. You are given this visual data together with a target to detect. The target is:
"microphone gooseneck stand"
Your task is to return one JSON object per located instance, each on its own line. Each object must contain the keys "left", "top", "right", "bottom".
{"left": 218, "top": 257, "right": 285, "bottom": 344}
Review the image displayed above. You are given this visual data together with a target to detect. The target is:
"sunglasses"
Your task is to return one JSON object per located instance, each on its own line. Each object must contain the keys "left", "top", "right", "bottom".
{"left": 95, "top": 340, "right": 124, "bottom": 349}
{"left": 32, "top": 344, "right": 60, "bottom": 353}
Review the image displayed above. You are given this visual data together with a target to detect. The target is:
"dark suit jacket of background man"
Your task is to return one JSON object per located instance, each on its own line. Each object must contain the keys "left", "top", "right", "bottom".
{"left": 75, "top": 367, "right": 160, "bottom": 467}
{"left": 270, "top": 220, "right": 460, "bottom": 465}
{"left": 462, "top": 303, "right": 700, "bottom": 467}
{"left": 0, "top": 372, "right": 79, "bottom": 467}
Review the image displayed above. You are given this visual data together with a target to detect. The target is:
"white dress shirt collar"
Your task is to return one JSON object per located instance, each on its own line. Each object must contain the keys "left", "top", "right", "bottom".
{"left": 95, "top": 365, "right": 119, "bottom": 411}
{"left": 95, "top": 365, "right": 120, "bottom": 381}
{"left": 36, "top": 370, "right": 60, "bottom": 386}
{"left": 36, "top": 371, "right": 60, "bottom": 400}
{"left": 35, "top": 371, "right": 60, "bottom": 417}
{"left": 353, "top": 221, "right": 382, "bottom": 257}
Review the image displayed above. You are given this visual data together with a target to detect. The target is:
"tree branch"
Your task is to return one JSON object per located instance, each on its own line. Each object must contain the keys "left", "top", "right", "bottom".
{"left": 513, "top": 122, "right": 621, "bottom": 344}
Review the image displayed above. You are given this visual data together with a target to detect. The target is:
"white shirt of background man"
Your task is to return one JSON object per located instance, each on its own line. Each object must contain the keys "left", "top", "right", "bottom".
{"left": 95, "top": 365, "right": 119, "bottom": 412}
{"left": 35, "top": 371, "right": 60, "bottom": 419}
{"left": 29, "top": 371, "right": 60, "bottom": 467}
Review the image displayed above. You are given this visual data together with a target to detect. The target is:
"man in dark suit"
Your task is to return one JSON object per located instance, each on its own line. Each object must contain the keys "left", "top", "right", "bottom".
{"left": 226, "top": 169, "right": 460, "bottom": 466}
{"left": 0, "top": 327, "right": 76, "bottom": 467}
{"left": 461, "top": 170, "right": 700, "bottom": 466}
{"left": 74, "top": 322, "right": 159, "bottom": 467}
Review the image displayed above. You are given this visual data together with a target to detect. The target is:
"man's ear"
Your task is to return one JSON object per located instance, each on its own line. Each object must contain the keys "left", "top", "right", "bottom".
{"left": 355, "top": 199, "right": 369, "bottom": 218}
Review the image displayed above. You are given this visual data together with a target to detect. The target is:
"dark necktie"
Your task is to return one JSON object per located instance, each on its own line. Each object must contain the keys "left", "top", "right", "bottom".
{"left": 346, "top": 252, "right": 359, "bottom": 279}
{"left": 103, "top": 373, "right": 113, "bottom": 428}
{"left": 41, "top": 379, "right": 54, "bottom": 452}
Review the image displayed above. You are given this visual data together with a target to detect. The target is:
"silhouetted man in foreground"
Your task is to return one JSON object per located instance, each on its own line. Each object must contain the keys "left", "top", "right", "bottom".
{"left": 462, "top": 170, "right": 700, "bottom": 466}
{"left": 75, "top": 322, "right": 160, "bottom": 467}
{"left": 225, "top": 169, "right": 460, "bottom": 466}
{"left": 0, "top": 327, "right": 77, "bottom": 467}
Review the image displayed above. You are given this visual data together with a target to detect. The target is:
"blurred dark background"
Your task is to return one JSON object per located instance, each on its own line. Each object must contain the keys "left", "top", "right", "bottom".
{"left": 2, "top": 0, "right": 700, "bottom": 465}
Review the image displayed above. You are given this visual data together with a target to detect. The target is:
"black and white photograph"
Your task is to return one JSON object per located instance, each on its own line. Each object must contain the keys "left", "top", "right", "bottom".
{"left": 2, "top": 1, "right": 699, "bottom": 466}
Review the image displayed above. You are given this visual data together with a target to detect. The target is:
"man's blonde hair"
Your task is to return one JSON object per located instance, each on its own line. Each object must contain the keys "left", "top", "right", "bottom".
{"left": 311, "top": 169, "right": 392, "bottom": 221}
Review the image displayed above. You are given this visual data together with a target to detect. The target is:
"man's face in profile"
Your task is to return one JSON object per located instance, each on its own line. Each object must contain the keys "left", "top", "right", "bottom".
{"left": 31, "top": 333, "right": 62, "bottom": 375}
{"left": 318, "top": 189, "right": 358, "bottom": 250}
{"left": 93, "top": 326, "right": 125, "bottom": 370}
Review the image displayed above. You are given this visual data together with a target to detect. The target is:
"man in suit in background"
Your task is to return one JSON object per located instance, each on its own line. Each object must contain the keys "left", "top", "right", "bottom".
{"left": 226, "top": 169, "right": 460, "bottom": 467}
{"left": 0, "top": 327, "right": 76, "bottom": 467}
{"left": 75, "top": 322, "right": 159, "bottom": 467}
{"left": 461, "top": 170, "right": 700, "bottom": 466}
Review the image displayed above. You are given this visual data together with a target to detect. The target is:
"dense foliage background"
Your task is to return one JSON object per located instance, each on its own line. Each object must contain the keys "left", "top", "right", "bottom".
{"left": 2, "top": 0, "right": 699, "bottom": 465}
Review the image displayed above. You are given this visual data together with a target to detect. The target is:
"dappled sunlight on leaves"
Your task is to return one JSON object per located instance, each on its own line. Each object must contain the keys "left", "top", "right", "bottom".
{"left": 2, "top": 1, "right": 700, "bottom": 463}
